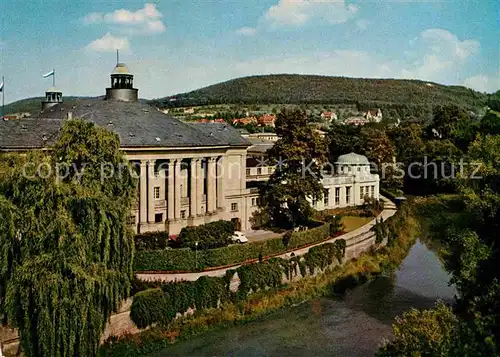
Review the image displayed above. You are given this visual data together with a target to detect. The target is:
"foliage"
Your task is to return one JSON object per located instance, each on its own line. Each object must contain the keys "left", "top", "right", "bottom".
{"left": 102, "top": 201, "right": 419, "bottom": 357}
{"left": 130, "top": 289, "right": 174, "bottom": 329}
{"left": 236, "top": 261, "right": 284, "bottom": 297}
{"left": 134, "top": 231, "right": 169, "bottom": 251}
{"left": 377, "top": 302, "right": 458, "bottom": 357}
{"left": 134, "top": 222, "right": 331, "bottom": 272}
{"left": 263, "top": 108, "right": 328, "bottom": 228}
{"left": 324, "top": 215, "right": 344, "bottom": 236}
{"left": 150, "top": 74, "right": 487, "bottom": 114}
{"left": 479, "top": 109, "right": 500, "bottom": 135}
{"left": 0, "top": 120, "right": 136, "bottom": 357}
{"left": 177, "top": 220, "right": 235, "bottom": 250}
{"left": 129, "top": 276, "right": 229, "bottom": 329}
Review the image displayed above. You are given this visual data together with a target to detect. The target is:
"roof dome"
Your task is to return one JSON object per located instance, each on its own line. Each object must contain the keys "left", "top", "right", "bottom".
{"left": 111, "top": 63, "right": 132, "bottom": 75}
{"left": 335, "top": 152, "right": 369, "bottom": 165}
{"left": 46, "top": 87, "right": 62, "bottom": 93}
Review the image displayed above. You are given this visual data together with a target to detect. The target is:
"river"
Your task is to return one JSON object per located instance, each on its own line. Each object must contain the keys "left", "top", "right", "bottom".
{"left": 151, "top": 240, "right": 456, "bottom": 357}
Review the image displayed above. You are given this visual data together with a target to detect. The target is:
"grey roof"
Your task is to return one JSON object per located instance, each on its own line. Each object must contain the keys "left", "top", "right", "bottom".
{"left": 0, "top": 119, "right": 62, "bottom": 150}
{"left": 335, "top": 152, "right": 369, "bottom": 165}
{"left": 27, "top": 97, "right": 227, "bottom": 148}
{"left": 190, "top": 123, "right": 251, "bottom": 147}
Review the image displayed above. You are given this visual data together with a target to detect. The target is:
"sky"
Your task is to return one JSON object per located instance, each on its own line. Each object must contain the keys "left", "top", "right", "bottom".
{"left": 0, "top": 0, "right": 499, "bottom": 103}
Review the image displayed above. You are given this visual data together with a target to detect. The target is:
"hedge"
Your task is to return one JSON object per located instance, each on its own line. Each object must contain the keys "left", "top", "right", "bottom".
{"left": 134, "top": 222, "right": 331, "bottom": 272}
{"left": 130, "top": 238, "right": 348, "bottom": 330}
{"left": 134, "top": 231, "right": 169, "bottom": 251}
{"left": 177, "top": 220, "right": 234, "bottom": 249}
{"left": 130, "top": 288, "right": 174, "bottom": 329}
{"left": 130, "top": 276, "right": 230, "bottom": 328}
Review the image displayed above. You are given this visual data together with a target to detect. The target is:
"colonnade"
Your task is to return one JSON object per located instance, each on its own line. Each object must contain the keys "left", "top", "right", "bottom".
{"left": 137, "top": 157, "right": 224, "bottom": 226}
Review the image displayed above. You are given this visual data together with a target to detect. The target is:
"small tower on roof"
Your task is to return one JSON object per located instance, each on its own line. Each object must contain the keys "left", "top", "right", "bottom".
{"left": 41, "top": 69, "right": 63, "bottom": 110}
{"left": 105, "top": 50, "right": 138, "bottom": 102}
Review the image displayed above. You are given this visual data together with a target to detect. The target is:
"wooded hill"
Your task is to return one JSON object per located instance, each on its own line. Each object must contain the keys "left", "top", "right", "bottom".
{"left": 2, "top": 96, "right": 86, "bottom": 116}
{"left": 151, "top": 74, "right": 488, "bottom": 111}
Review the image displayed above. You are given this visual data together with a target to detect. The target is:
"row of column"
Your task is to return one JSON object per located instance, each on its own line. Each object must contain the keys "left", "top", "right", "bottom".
{"left": 138, "top": 157, "right": 224, "bottom": 225}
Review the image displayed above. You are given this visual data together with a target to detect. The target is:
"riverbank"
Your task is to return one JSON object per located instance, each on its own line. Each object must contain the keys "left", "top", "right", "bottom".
{"left": 100, "top": 203, "right": 418, "bottom": 357}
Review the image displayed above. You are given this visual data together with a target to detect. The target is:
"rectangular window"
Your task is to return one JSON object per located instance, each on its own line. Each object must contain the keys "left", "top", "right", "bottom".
{"left": 154, "top": 164, "right": 160, "bottom": 177}
{"left": 324, "top": 189, "right": 329, "bottom": 205}
{"left": 154, "top": 213, "right": 163, "bottom": 223}
{"left": 257, "top": 167, "right": 262, "bottom": 175}
{"left": 346, "top": 186, "right": 351, "bottom": 204}
{"left": 360, "top": 186, "right": 364, "bottom": 200}
{"left": 154, "top": 186, "right": 160, "bottom": 199}
{"left": 246, "top": 168, "right": 250, "bottom": 176}
{"left": 335, "top": 187, "right": 340, "bottom": 205}
{"left": 180, "top": 210, "right": 186, "bottom": 219}
{"left": 231, "top": 203, "right": 238, "bottom": 212}
{"left": 371, "top": 185, "right": 375, "bottom": 197}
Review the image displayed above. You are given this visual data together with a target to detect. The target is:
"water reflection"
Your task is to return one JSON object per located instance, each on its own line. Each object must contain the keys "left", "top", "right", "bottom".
{"left": 151, "top": 240, "right": 456, "bottom": 357}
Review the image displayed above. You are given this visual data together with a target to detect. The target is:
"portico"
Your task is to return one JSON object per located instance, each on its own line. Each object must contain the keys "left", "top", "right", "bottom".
{"left": 130, "top": 154, "right": 230, "bottom": 235}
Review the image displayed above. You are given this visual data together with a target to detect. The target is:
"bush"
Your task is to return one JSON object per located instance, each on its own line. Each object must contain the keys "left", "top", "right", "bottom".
{"left": 130, "top": 288, "right": 174, "bottom": 329}
{"left": 288, "top": 222, "right": 331, "bottom": 249}
{"left": 134, "top": 223, "right": 332, "bottom": 272}
{"left": 236, "top": 260, "right": 284, "bottom": 297}
{"left": 134, "top": 231, "right": 169, "bottom": 251}
{"left": 130, "top": 276, "right": 230, "bottom": 329}
{"left": 178, "top": 220, "right": 235, "bottom": 249}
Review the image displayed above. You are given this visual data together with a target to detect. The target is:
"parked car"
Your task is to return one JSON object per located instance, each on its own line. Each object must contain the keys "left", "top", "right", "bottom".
{"left": 231, "top": 231, "right": 248, "bottom": 244}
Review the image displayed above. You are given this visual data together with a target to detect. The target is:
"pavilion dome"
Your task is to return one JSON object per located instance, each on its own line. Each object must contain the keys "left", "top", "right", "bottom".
{"left": 46, "top": 87, "right": 62, "bottom": 93}
{"left": 335, "top": 152, "right": 369, "bottom": 165}
{"left": 111, "top": 63, "right": 132, "bottom": 75}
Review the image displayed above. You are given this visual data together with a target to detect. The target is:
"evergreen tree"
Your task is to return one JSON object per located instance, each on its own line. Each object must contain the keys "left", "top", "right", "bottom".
{"left": 0, "top": 120, "right": 136, "bottom": 357}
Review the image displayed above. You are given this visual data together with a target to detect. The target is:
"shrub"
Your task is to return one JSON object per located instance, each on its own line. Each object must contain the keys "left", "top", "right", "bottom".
{"left": 178, "top": 220, "right": 235, "bottom": 249}
{"left": 324, "top": 215, "right": 344, "bottom": 235}
{"left": 129, "top": 276, "right": 231, "bottom": 329}
{"left": 236, "top": 260, "right": 284, "bottom": 297}
{"left": 288, "top": 222, "right": 331, "bottom": 249}
{"left": 134, "top": 223, "right": 332, "bottom": 272}
{"left": 134, "top": 231, "right": 169, "bottom": 251}
{"left": 130, "top": 288, "right": 174, "bottom": 329}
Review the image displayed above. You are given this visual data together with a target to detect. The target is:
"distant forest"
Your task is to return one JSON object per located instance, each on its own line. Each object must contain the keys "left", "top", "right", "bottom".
{"left": 150, "top": 74, "right": 488, "bottom": 112}
{"left": 4, "top": 75, "right": 494, "bottom": 123}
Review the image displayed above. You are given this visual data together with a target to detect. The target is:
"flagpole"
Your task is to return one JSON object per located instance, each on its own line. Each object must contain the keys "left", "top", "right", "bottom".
{"left": 53, "top": 68, "right": 55, "bottom": 87}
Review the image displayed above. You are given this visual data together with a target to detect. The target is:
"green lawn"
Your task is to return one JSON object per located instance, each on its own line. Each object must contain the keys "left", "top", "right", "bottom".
{"left": 341, "top": 216, "right": 374, "bottom": 232}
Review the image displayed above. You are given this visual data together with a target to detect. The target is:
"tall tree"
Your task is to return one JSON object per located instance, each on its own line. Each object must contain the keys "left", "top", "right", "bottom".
{"left": 0, "top": 120, "right": 136, "bottom": 357}
{"left": 263, "top": 109, "right": 327, "bottom": 228}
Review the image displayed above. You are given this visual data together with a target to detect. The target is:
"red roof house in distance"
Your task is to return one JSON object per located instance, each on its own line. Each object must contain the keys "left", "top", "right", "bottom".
{"left": 320, "top": 111, "right": 338, "bottom": 122}
{"left": 257, "top": 114, "right": 276, "bottom": 127}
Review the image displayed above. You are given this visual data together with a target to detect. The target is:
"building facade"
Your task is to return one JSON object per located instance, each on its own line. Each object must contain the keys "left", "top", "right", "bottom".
{"left": 0, "top": 63, "right": 379, "bottom": 236}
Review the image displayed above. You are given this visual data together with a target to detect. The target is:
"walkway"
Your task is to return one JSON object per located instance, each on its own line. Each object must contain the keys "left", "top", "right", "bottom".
{"left": 136, "top": 197, "right": 397, "bottom": 282}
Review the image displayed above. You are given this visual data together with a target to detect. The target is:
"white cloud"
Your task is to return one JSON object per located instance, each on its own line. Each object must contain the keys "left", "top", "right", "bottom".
{"left": 236, "top": 27, "right": 257, "bottom": 36}
{"left": 85, "top": 33, "right": 130, "bottom": 53}
{"left": 400, "top": 28, "right": 479, "bottom": 81}
{"left": 263, "top": 0, "right": 359, "bottom": 27}
{"left": 84, "top": 3, "right": 165, "bottom": 34}
{"left": 420, "top": 29, "right": 479, "bottom": 60}
{"left": 463, "top": 74, "right": 500, "bottom": 93}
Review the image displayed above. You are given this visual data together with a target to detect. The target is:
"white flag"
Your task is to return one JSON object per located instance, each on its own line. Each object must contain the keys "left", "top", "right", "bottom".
{"left": 0, "top": 82, "right": 3, "bottom": 92}
{"left": 42, "top": 70, "right": 55, "bottom": 78}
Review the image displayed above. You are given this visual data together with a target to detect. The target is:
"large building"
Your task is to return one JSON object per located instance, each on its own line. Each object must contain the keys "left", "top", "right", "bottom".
{"left": 0, "top": 63, "right": 379, "bottom": 235}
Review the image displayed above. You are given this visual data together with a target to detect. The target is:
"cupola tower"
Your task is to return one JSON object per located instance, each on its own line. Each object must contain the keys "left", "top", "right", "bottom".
{"left": 105, "top": 51, "right": 138, "bottom": 102}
